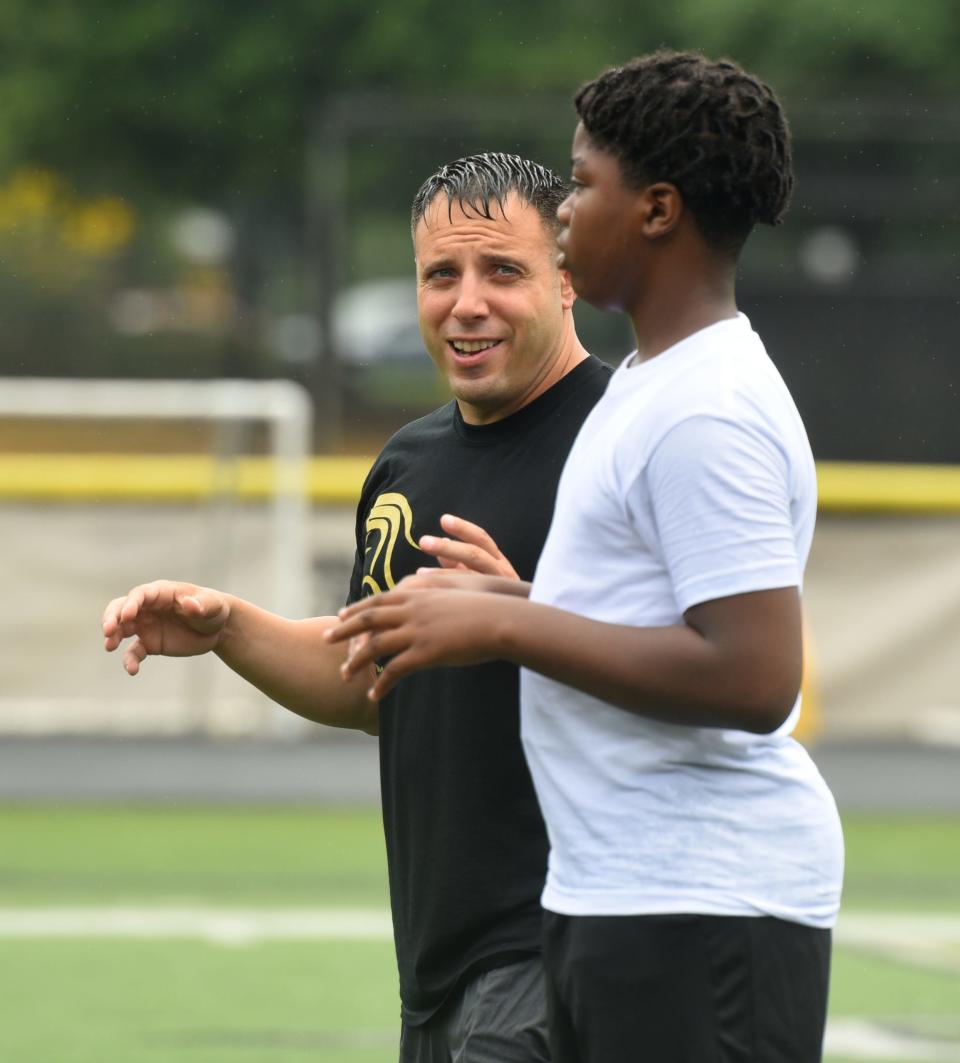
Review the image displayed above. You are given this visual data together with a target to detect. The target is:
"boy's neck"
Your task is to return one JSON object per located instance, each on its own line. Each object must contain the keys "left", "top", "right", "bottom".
{"left": 628, "top": 253, "right": 738, "bottom": 364}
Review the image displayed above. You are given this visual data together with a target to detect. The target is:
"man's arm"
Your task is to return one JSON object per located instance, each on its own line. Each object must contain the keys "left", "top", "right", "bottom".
{"left": 326, "top": 584, "right": 801, "bottom": 734}
{"left": 102, "top": 580, "right": 378, "bottom": 734}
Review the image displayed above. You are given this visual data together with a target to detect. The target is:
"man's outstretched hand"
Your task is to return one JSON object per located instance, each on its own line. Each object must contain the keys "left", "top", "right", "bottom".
{"left": 102, "top": 580, "right": 231, "bottom": 676}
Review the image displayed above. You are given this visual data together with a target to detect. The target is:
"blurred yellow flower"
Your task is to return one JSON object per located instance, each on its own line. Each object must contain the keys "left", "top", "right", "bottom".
{"left": 0, "top": 168, "right": 66, "bottom": 230}
{"left": 0, "top": 167, "right": 135, "bottom": 258}
{"left": 61, "top": 197, "right": 136, "bottom": 256}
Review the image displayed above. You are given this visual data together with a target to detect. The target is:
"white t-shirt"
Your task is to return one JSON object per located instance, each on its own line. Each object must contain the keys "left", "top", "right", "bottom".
{"left": 521, "top": 314, "right": 844, "bottom": 928}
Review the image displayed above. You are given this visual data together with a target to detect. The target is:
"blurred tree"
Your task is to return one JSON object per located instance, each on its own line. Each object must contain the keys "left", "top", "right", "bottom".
{"left": 1, "top": 0, "right": 956, "bottom": 447}
{"left": 1, "top": 0, "right": 956, "bottom": 207}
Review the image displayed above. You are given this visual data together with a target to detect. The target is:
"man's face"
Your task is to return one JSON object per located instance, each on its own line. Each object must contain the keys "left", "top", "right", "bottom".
{"left": 557, "top": 123, "right": 641, "bottom": 311}
{"left": 414, "top": 193, "right": 576, "bottom": 425}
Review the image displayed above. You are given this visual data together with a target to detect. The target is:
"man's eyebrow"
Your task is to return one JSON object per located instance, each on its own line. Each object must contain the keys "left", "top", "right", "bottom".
{"left": 419, "top": 255, "right": 455, "bottom": 272}
{"left": 477, "top": 250, "right": 528, "bottom": 266}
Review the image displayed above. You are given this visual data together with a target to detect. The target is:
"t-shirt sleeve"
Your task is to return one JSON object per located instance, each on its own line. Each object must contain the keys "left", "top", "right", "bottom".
{"left": 346, "top": 545, "right": 364, "bottom": 607}
{"left": 639, "top": 414, "right": 802, "bottom": 615}
{"left": 346, "top": 472, "right": 375, "bottom": 607}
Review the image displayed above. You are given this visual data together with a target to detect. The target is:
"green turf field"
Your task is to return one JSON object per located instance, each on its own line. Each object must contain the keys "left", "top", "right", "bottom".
{"left": 1, "top": 807, "right": 958, "bottom": 1062}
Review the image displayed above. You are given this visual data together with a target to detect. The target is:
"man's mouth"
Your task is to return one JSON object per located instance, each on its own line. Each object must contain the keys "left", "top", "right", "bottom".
{"left": 448, "top": 339, "right": 502, "bottom": 356}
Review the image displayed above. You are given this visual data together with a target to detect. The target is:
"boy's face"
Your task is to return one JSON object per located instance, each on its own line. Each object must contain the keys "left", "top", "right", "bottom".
{"left": 557, "top": 123, "right": 643, "bottom": 311}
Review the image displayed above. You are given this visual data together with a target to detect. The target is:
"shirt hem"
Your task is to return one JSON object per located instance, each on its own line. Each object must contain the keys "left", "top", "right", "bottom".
{"left": 540, "top": 890, "right": 838, "bottom": 929}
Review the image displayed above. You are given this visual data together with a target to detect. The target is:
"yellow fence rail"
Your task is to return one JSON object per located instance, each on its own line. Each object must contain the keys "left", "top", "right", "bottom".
{"left": 0, "top": 455, "right": 371, "bottom": 504}
{"left": 2, "top": 455, "right": 959, "bottom": 511}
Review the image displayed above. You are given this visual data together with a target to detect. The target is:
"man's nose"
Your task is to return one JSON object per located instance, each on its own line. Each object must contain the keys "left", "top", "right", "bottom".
{"left": 452, "top": 274, "right": 489, "bottom": 320}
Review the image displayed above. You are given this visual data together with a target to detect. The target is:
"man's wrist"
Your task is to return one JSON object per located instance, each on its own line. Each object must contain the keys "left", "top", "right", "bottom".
{"left": 211, "top": 594, "right": 241, "bottom": 659}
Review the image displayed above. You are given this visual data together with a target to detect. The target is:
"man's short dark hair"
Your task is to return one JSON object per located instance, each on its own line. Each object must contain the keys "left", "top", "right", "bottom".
{"left": 411, "top": 152, "right": 568, "bottom": 237}
{"left": 575, "top": 51, "right": 794, "bottom": 256}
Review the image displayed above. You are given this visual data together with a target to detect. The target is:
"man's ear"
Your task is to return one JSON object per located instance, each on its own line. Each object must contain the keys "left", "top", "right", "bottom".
{"left": 638, "top": 182, "right": 683, "bottom": 239}
{"left": 559, "top": 268, "right": 577, "bottom": 310}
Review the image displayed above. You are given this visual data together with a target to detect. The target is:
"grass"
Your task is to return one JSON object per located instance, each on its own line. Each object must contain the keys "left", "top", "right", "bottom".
{"left": 0, "top": 806, "right": 389, "bottom": 907}
{"left": 0, "top": 807, "right": 958, "bottom": 1062}
{"left": 3, "top": 939, "right": 399, "bottom": 1063}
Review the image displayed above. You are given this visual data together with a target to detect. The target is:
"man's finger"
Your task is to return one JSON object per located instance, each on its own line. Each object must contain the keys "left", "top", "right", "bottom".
{"left": 122, "top": 638, "right": 147, "bottom": 676}
{"left": 439, "top": 513, "right": 502, "bottom": 556}
{"left": 174, "top": 591, "right": 226, "bottom": 631}
{"left": 118, "top": 588, "right": 149, "bottom": 625}
{"left": 346, "top": 632, "right": 370, "bottom": 663}
{"left": 420, "top": 536, "right": 501, "bottom": 575}
{"left": 102, "top": 596, "right": 130, "bottom": 639}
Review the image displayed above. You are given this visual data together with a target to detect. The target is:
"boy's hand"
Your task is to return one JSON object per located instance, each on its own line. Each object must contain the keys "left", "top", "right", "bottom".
{"left": 326, "top": 587, "right": 508, "bottom": 700}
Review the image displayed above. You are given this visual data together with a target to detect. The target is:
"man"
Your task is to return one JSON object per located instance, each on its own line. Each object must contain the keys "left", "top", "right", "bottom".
{"left": 330, "top": 55, "right": 844, "bottom": 1062}
{"left": 102, "top": 152, "right": 612, "bottom": 1061}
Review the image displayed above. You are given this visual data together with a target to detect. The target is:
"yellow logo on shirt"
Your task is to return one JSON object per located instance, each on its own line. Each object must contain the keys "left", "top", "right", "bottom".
{"left": 362, "top": 492, "right": 421, "bottom": 595}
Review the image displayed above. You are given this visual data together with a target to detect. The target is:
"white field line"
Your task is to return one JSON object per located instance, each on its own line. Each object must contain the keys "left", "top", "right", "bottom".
{"left": 0, "top": 907, "right": 956, "bottom": 951}
{"left": 0, "top": 907, "right": 392, "bottom": 945}
{"left": 835, "top": 912, "right": 960, "bottom": 974}
{"left": 828, "top": 913, "right": 960, "bottom": 1061}
{"left": 825, "top": 1019, "right": 960, "bottom": 1062}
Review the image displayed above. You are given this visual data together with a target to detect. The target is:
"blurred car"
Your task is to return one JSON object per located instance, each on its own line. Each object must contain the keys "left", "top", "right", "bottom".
{"left": 332, "top": 278, "right": 448, "bottom": 408}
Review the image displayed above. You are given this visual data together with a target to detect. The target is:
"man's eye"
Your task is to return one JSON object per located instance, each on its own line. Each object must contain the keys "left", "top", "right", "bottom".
{"left": 427, "top": 268, "right": 454, "bottom": 280}
{"left": 494, "top": 264, "right": 519, "bottom": 276}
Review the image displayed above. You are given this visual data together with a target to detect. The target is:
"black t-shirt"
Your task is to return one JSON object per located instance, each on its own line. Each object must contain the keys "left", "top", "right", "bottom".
{"left": 347, "top": 356, "right": 611, "bottom": 1023}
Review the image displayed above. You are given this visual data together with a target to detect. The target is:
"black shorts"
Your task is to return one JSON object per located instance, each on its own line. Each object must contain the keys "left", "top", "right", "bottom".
{"left": 399, "top": 957, "right": 550, "bottom": 1063}
{"left": 543, "top": 911, "right": 831, "bottom": 1063}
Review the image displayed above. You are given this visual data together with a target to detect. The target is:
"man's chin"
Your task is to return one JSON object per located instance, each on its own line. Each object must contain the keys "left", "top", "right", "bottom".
{"left": 447, "top": 362, "right": 499, "bottom": 395}
{"left": 451, "top": 380, "right": 514, "bottom": 421}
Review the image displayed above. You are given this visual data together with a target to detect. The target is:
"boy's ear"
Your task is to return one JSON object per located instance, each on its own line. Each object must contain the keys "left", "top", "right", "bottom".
{"left": 637, "top": 182, "right": 683, "bottom": 239}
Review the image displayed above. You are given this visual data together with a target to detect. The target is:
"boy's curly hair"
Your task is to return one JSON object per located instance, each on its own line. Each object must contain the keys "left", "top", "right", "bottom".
{"left": 575, "top": 51, "right": 793, "bottom": 254}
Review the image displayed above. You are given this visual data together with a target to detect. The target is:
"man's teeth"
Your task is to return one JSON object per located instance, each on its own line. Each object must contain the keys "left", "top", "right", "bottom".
{"left": 451, "top": 340, "right": 499, "bottom": 354}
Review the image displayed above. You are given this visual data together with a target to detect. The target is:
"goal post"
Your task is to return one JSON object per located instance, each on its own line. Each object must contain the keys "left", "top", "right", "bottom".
{"left": 0, "top": 377, "right": 317, "bottom": 737}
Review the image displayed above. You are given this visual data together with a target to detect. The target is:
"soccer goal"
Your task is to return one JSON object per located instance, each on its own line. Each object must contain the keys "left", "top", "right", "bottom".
{"left": 0, "top": 377, "right": 320, "bottom": 737}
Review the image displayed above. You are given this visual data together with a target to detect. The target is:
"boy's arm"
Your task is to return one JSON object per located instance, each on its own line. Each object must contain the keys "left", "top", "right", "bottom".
{"left": 327, "top": 583, "right": 801, "bottom": 735}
